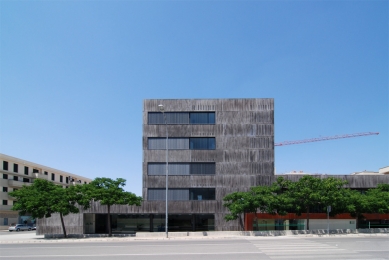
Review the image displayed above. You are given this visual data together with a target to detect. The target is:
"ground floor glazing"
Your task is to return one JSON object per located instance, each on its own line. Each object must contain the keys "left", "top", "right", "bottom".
{"left": 84, "top": 213, "right": 215, "bottom": 234}
{"left": 245, "top": 213, "right": 389, "bottom": 231}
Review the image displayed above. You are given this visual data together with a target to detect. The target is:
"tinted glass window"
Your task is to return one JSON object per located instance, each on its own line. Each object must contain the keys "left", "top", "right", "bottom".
{"left": 208, "top": 113, "right": 215, "bottom": 124}
{"left": 148, "top": 189, "right": 189, "bottom": 201}
{"left": 148, "top": 163, "right": 215, "bottom": 175}
{"left": 148, "top": 138, "right": 189, "bottom": 150}
{"left": 189, "top": 188, "right": 215, "bottom": 200}
{"left": 190, "top": 163, "right": 215, "bottom": 175}
{"left": 3, "top": 161, "right": 8, "bottom": 171}
{"left": 189, "top": 138, "right": 215, "bottom": 150}
{"left": 148, "top": 112, "right": 189, "bottom": 124}
{"left": 148, "top": 138, "right": 215, "bottom": 150}
{"left": 148, "top": 112, "right": 214, "bottom": 124}
{"left": 189, "top": 112, "right": 215, "bottom": 124}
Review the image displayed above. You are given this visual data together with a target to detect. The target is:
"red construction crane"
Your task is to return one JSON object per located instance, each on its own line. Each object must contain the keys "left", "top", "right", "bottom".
{"left": 275, "top": 132, "right": 379, "bottom": 147}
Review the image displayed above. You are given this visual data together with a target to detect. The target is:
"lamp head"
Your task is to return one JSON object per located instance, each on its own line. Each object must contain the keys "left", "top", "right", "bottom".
{"left": 158, "top": 104, "right": 165, "bottom": 112}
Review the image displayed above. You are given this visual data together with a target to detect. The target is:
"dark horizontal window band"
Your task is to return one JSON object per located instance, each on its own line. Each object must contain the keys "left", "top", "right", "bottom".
{"left": 148, "top": 163, "right": 216, "bottom": 175}
{"left": 148, "top": 188, "right": 215, "bottom": 201}
{"left": 148, "top": 112, "right": 215, "bottom": 125}
{"left": 148, "top": 137, "right": 216, "bottom": 150}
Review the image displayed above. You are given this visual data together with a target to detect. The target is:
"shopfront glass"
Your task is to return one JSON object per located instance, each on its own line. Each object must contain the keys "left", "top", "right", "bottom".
{"left": 87, "top": 213, "right": 214, "bottom": 233}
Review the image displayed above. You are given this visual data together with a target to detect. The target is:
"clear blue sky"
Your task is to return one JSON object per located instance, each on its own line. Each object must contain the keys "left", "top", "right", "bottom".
{"left": 1, "top": 1, "right": 388, "bottom": 195}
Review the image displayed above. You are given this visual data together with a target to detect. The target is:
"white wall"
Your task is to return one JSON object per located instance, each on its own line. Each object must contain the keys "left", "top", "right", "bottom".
{"left": 307, "top": 219, "right": 356, "bottom": 230}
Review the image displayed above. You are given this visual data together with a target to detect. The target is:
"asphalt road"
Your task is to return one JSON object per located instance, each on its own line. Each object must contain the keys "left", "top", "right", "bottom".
{"left": 0, "top": 234, "right": 388, "bottom": 260}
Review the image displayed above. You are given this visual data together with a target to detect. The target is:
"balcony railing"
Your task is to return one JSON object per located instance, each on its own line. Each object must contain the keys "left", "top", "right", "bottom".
{"left": 7, "top": 180, "right": 32, "bottom": 188}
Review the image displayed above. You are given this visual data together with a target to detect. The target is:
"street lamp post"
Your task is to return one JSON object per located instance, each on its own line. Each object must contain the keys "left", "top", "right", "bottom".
{"left": 158, "top": 104, "right": 169, "bottom": 238}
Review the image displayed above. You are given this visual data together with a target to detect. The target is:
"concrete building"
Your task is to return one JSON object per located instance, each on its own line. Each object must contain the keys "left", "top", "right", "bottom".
{"left": 244, "top": 167, "right": 389, "bottom": 231}
{"left": 0, "top": 153, "right": 92, "bottom": 229}
{"left": 36, "top": 99, "right": 389, "bottom": 235}
{"left": 351, "top": 166, "right": 389, "bottom": 175}
{"left": 142, "top": 98, "right": 275, "bottom": 231}
{"left": 37, "top": 98, "right": 275, "bottom": 234}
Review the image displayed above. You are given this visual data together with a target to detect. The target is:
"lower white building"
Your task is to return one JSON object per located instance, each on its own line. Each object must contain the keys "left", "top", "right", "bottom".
{"left": 0, "top": 153, "right": 92, "bottom": 229}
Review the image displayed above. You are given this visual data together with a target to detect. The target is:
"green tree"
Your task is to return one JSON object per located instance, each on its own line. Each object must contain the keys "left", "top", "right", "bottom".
{"left": 9, "top": 179, "right": 89, "bottom": 238}
{"left": 271, "top": 177, "right": 294, "bottom": 215}
{"left": 284, "top": 176, "right": 347, "bottom": 230}
{"left": 84, "top": 178, "right": 142, "bottom": 237}
{"left": 223, "top": 182, "right": 288, "bottom": 230}
{"left": 223, "top": 191, "right": 249, "bottom": 229}
{"left": 366, "top": 184, "right": 389, "bottom": 214}
{"left": 342, "top": 189, "right": 369, "bottom": 229}
{"left": 342, "top": 184, "right": 389, "bottom": 229}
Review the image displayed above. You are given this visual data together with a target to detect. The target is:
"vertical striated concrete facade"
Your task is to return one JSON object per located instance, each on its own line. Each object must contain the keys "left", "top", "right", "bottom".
{"left": 37, "top": 98, "right": 276, "bottom": 233}
{"left": 36, "top": 99, "right": 389, "bottom": 234}
{"left": 143, "top": 99, "right": 275, "bottom": 230}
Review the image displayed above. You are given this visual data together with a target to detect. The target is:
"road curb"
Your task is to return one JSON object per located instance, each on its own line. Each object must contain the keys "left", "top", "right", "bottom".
{"left": 1, "top": 232, "right": 388, "bottom": 244}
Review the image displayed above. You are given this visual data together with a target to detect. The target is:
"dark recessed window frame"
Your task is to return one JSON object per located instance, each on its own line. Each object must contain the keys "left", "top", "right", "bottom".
{"left": 189, "top": 112, "right": 216, "bottom": 124}
{"left": 189, "top": 188, "right": 216, "bottom": 201}
{"left": 3, "top": 161, "right": 8, "bottom": 171}
{"left": 148, "top": 112, "right": 215, "bottom": 125}
{"left": 189, "top": 138, "right": 216, "bottom": 150}
{"left": 13, "top": 164, "right": 18, "bottom": 173}
{"left": 148, "top": 188, "right": 216, "bottom": 201}
{"left": 148, "top": 137, "right": 216, "bottom": 150}
{"left": 147, "top": 162, "right": 216, "bottom": 175}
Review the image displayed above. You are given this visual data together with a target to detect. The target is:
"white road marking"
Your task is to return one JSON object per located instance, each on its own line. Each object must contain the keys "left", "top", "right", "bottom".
{"left": 0, "top": 242, "right": 250, "bottom": 249}
{"left": 0, "top": 251, "right": 263, "bottom": 258}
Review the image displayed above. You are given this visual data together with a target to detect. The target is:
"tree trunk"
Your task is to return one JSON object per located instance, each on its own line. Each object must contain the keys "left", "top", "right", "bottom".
{"left": 59, "top": 213, "right": 67, "bottom": 238}
{"left": 107, "top": 205, "right": 112, "bottom": 237}
{"left": 306, "top": 208, "right": 310, "bottom": 230}
{"left": 355, "top": 213, "right": 362, "bottom": 229}
{"left": 238, "top": 214, "right": 244, "bottom": 231}
{"left": 254, "top": 214, "right": 259, "bottom": 231}
{"left": 356, "top": 216, "right": 359, "bottom": 229}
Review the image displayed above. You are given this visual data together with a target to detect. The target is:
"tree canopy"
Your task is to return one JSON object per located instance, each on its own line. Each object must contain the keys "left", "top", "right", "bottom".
{"left": 343, "top": 183, "right": 389, "bottom": 228}
{"left": 366, "top": 184, "right": 389, "bottom": 214}
{"left": 223, "top": 181, "right": 290, "bottom": 230}
{"left": 9, "top": 179, "right": 89, "bottom": 237}
{"left": 223, "top": 176, "right": 389, "bottom": 231}
{"left": 282, "top": 176, "right": 348, "bottom": 230}
{"left": 9, "top": 177, "right": 142, "bottom": 237}
{"left": 83, "top": 177, "right": 142, "bottom": 236}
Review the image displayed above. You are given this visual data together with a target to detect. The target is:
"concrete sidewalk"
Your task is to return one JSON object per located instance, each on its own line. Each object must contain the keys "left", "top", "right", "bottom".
{"left": 43, "top": 228, "right": 389, "bottom": 239}
{"left": 0, "top": 229, "right": 388, "bottom": 244}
